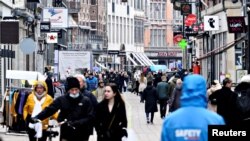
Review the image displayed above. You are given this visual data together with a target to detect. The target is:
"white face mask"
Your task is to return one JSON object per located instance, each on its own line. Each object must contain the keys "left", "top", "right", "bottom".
{"left": 35, "top": 92, "right": 46, "bottom": 99}
{"left": 69, "top": 93, "right": 80, "bottom": 98}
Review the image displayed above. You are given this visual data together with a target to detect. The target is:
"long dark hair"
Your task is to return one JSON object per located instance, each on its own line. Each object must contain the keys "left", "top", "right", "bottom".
{"left": 104, "top": 83, "right": 125, "bottom": 105}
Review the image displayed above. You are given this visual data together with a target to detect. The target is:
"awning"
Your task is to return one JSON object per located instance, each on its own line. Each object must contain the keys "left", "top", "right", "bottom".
{"left": 95, "top": 60, "right": 107, "bottom": 70}
{"left": 58, "top": 44, "right": 67, "bottom": 48}
{"left": 126, "top": 55, "right": 138, "bottom": 66}
{"left": 6, "top": 70, "right": 45, "bottom": 80}
{"left": 198, "top": 35, "right": 245, "bottom": 60}
{"left": 139, "top": 53, "right": 154, "bottom": 66}
{"left": 131, "top": 53, "right": 155, "bottom": 66}
{"left": 132, "top": 53, "right": 146, "bottom": 66}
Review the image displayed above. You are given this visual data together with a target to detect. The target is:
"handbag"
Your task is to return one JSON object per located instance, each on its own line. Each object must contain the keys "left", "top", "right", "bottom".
{"left": 105, "top": 103, "right": 120, "bottom": 138}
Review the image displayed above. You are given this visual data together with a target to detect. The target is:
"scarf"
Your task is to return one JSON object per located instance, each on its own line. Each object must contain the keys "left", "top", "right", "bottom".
{"left": 28, "top": 95, "right": 46, "bottom": 138}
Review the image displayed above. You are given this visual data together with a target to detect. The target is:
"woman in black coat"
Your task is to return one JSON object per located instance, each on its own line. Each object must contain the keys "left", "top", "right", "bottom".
{"left": 95, "top": 83, "right": 128, "bottom": 141}
{"left": 142, "top": 81, "right": 158, "bottom": 124}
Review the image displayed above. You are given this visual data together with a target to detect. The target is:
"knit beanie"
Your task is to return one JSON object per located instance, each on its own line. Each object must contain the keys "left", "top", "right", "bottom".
{"left": 66, "top": 77, "right": 80, "bottom": 92}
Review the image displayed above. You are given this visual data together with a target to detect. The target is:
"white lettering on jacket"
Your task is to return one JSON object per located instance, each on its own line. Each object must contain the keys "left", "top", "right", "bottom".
{"left": 175, "top": 129, "right": 201, "bottom": 140}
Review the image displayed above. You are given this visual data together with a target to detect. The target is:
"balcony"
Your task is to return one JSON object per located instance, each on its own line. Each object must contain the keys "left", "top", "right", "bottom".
{"left": 62, "top": 0, "right": 80, "bottom": 14}
{"left": 67, "top": 42, "right": 88, "bottom": 50}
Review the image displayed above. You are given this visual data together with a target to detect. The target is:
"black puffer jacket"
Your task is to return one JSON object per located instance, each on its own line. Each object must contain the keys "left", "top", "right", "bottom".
{"left": 36, "top": 94, "right": 94, "bottom": 141}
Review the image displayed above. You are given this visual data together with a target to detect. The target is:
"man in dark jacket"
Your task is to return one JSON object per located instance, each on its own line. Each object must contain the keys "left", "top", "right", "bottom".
{"left": 209, "top": 78, "right": 239, "bottom": 125}
{"left": 156, "top": 75, "right": 169, "bottom": 119}
{"left": 169, "top": 79, "right": 182, "bottom": 112}
{"left": 75, "top": 74, "right": 98, "bottom": 140}
{"left": 33, "top": 77, "right": 94, "bottom": 141}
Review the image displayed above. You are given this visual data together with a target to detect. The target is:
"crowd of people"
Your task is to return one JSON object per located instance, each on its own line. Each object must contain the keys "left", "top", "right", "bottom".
{"left": 3, "top": 66, "right": 250, "bottom": 141}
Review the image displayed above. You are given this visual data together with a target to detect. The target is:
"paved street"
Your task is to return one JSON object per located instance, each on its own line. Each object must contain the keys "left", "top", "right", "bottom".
{"left": 0, "top": 92, "right": 164, "bottom": 141}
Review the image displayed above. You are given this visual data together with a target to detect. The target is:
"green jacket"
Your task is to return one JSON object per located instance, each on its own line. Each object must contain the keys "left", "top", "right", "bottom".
{"left": 156, "top": 81, "right": 169, "bottom": 100}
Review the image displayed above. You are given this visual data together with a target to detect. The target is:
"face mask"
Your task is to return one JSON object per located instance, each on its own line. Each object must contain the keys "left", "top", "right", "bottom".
{"left": 35, "top": 92, "right": 45, "bottom": 99}
{"left": 69, "top": 93, "right": 80, "bottom": 99}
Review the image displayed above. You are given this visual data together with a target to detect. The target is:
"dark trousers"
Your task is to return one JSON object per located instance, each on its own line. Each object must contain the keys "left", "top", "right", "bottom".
{"left": 27, "top": 128, "right": 48, "bottom": 141}
{"left": 139, "top": 92, "right": 143, "bottom": 102}
{"left": 146, "top": 112, "right": 155, "bottom": 123}
{"left": 159, "top": 99, "right": 168, "bottom": 118}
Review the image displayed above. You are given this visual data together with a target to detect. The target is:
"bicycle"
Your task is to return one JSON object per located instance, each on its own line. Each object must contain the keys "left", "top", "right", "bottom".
{"left": 34, "top": 119, "right": 67, "bottom": 141}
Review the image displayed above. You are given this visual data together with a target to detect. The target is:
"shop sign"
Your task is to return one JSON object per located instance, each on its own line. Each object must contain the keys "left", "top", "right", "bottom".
{"left": 227, "top": 16, "right": 246, "bottom": 33}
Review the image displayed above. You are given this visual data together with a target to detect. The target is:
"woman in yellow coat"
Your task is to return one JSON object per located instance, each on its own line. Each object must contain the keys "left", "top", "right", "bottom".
{"left": 23, "top": 81, "right": 57, "bottom": 141}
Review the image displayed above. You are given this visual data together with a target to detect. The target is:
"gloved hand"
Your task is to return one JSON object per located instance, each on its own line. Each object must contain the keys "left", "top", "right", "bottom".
{"left": 121, "top": 129, "right": 128, "bottom": 137}
{"left": 30, "top": 118, "right": 40, "bottom": 124}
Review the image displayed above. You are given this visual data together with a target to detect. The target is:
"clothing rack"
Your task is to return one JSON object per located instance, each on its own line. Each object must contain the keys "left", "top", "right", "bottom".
{"left": 6, "top": 86, "right": 33, "bottom": 90}
{"left": 3, "top": 87, "right": 32, "bottom": 136}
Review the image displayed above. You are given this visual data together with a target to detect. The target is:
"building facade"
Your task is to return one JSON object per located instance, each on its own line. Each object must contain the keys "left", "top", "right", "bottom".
{"left": 144, "top": 0, "right": 182, "bottom": 70}
{"left": 106, "top": 0, "right": 135, "bottom": 70}
{"left": 196, "top": 0, "right": 243, "bottom": 83}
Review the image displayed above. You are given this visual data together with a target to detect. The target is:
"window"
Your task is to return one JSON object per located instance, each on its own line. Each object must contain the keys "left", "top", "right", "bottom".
{"left": 124, "top": 18, "right": 126, "bottom": 43}
{"left": 131, "top": 19, "right": 133, "bottom": 44}
{"left": 127, "top": 5, "right": 130, "bottom": 15}
{"left": 112, "top": 16, "right": 115, "bottom": 43}
{"left": 150, "top": 28, "right": 166, "bottom": 47}
{"left": 91, "top": 0, "right": 96, "bottom": 5}
{"left": 162, "top": 3, "right": 166, "bottom": 19}
{"left": 120, "top": 17, "right": 122, "bottom": 43}
{"left": 112, "top": 2, "right": 115, "bottom": 12}
{"left": 116, "top": 17, "right": 119, "bottom": 43}
{"left": 150, "top": 1, "right": 167, "bottom": 20}
{"left": 127, "top": 19, "right": 130, "bottom": 44}
{"left": 150, "top": 4, "right": 153, "bottom": 19}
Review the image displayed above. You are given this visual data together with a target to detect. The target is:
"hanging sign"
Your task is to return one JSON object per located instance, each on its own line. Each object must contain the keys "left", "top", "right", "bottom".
{"left": 227, "top": 16, "right": 246, "bottom": 33}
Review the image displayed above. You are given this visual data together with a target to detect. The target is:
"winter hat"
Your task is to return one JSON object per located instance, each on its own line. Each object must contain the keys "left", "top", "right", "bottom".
{"left": 66, "top": 77, "right": 80, "bottom": 92}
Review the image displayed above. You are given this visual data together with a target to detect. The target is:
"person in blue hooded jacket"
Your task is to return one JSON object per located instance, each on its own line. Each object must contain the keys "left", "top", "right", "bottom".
{"left": 161, "top": 75, "right": 225, "bottom": 141}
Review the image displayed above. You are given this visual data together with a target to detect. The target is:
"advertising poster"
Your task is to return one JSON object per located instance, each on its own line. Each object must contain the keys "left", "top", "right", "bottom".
{"left": 59, "top": 51, "right": 91, "bottom": 80}
{"left": 43, "top": 8, "right": 68, "bottom": 28}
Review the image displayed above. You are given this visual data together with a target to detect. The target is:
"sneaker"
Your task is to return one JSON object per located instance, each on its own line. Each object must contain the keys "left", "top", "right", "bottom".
{"left": 147, "top": 119, "right": 150, "bottom": 124}
{"left": 150, "top": 121, "right": 153, "bottom": 124}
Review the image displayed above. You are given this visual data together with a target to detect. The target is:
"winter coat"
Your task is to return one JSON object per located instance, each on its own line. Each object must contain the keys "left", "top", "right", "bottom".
{"left": 86, "top": 76, "right": 98, "bottom": 92}
{"left": 80, "top": 88, "right": 98, "bottom": 135}
{"left": 234, "top": 82, "right": 250, "bottom": 122}
{"left": 209, "top": 86, "right": 239, "bottom": 125}
{"left": 36, "top": 94, "right": 94, "bottom": 141}
{"left": 156, "top": 81, "right": 169, "bottom": 100}
{"left": 23, "top": 93, "right": 57, "bottom": 130}
{"left": 169, "top": 87, "right": 182, "bottom": 112}
{"left": 161, "top": 75, "right": 225, "bottom": 141}
{"left": 45, "top": 77, "right": 54, "bottom": 98}
{"left": 23, "top": 81, "right": 58, "bottom": 130}
{"left": 167, "top": 78, "right": 178, "bottom": 98}
{"left": 142, "top": 86, "right": 158, "bottom": 113}
{"left": 95, "top": 100, "right": 127, "bottom": 141}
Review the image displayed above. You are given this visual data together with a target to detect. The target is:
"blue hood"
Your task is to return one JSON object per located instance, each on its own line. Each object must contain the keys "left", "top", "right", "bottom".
{"left": 181, "top": 75, "right": 207, "bottom": 108}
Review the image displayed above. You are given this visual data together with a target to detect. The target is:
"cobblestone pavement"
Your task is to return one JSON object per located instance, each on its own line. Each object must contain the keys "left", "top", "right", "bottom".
{"left": 0, "top": 92, "right": 164, "bottom": 141}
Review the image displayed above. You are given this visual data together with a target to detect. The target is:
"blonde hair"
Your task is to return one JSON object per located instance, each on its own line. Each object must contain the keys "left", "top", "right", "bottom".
{"left": 140, "top": 73, "right": 145, "bottom": 83}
